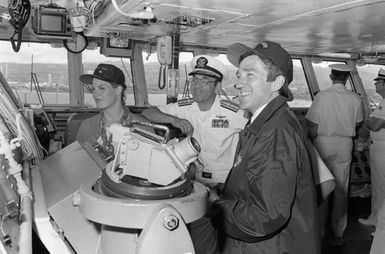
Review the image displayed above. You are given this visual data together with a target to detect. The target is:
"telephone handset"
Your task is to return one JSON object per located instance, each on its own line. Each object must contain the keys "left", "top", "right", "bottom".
{"left": 156, "top": 35, "right": 172, "bottom": 90}
{"left": 157, "top": 35, "right": 172, "bottom": 65}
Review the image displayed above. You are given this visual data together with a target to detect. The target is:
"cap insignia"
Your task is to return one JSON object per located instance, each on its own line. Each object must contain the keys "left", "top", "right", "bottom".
{"left": 261, "top": 41, "right": 269, "bottom": 48}
{"left": 196, "top": 57, "right": 208, "bottom": 68}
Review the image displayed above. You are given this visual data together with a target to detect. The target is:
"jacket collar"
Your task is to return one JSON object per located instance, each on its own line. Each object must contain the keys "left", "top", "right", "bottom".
{"left": 245, "top": 95, "right": 289, "bottom": 136}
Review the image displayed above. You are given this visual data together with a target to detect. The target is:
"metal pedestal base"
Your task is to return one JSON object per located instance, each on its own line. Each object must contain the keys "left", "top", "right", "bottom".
{"left": 79, "top": 179, "right": 208, "bottom": 254}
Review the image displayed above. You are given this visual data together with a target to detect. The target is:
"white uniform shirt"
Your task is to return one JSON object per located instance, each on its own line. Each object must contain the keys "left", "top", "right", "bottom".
{"left": 370, "top": 99, "right": 385, "bottom": 140}
{"left": 159, "top": 97, "right": 248, "bottom": 183}
{"left": 306, "top": 83, "right": 363, "bottom": 137}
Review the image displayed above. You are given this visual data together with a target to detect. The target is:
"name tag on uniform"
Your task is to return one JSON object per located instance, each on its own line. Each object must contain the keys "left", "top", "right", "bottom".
{"left": 212, "top": 117, "right": 229, "bottom": 128}
{"left": 202, "top": 171, "right": 212, "bottom": 179}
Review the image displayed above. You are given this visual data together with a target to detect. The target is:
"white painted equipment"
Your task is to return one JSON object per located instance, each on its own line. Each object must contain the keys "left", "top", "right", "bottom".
{"left": 35, "top": 123, "right": 208, "bottom": 254}
{"left": 107, "top": 123, "right": 201, "bottom": 186}
{"left": 79, "top": 179, "right": 207, "bottom": 254}
{"left": 79, "top": 124, "right": 207, "bottom": 254}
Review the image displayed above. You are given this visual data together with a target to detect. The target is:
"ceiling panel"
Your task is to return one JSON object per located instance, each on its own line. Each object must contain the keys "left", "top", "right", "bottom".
{"left": 0, "top": 0, "right": 384, "bottom": 55}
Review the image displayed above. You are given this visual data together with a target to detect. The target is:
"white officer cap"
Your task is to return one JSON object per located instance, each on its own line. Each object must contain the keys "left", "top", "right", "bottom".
{"left": 329, "top": 64, "right": 353, "bottom": 72}
{"left": 189, "top": 55, "right": 229, "bottom": 81}
{"left": 374, "top": 68, "right": 385, "bottom": 81}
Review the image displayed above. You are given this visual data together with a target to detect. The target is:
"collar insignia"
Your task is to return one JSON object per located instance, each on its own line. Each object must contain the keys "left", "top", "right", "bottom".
{"left": 233, "top": 155, "right": 242, "bottom": 167}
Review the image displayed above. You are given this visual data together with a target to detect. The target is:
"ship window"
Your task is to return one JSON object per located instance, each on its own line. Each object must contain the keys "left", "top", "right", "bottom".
{"left": 0, "top": 41, "right": 69, "bottom": 105}
{"left": 143, "top": 52, "right": 165, "bottom": 106}
{"left": 288, "top": 59, "right": 312, "bottom": 108}
{"left": 312, "top": 61, "right": 353, "bottom": 92}
{"left": 356, "top": 64, "right": 383, "bottom": 106}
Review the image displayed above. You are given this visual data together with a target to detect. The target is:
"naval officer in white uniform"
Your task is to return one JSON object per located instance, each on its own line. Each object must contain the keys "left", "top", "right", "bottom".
{"left": 306, "top": 64, "right": 363, "bottom": 238}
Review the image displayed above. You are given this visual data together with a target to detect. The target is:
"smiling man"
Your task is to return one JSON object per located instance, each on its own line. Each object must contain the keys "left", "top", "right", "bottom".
{"left": 200, "top": 41, "right": 320, "bottom": 254}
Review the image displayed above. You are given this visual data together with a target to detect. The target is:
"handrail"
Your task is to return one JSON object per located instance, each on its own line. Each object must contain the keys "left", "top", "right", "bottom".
{"left": 18, "top": 160, "right": 33, "bottom": 254}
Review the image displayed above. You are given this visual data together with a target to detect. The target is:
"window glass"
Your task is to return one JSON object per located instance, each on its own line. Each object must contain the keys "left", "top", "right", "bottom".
{"left": 0, "top": 41, "right": 69, "bottom": 105}
{"left": 143, "top": 52, "right": 162, "bottom": 105}
{"left": 312, "top": 60, "right": 353, "bottom": 93}
{"left": 288, "top": 59, "right": 312, "bottom": 108}
{"left": 177, "top": 52, "right": 194, "bottom": 104}
{"left": 219, "top": 54, "right": 238, "bottom": 97}
{"left": 356, "top": 64, "right": 383, "bottom": 105}
{"left": 82, "top": 48, "right": 132, "bottom": 107}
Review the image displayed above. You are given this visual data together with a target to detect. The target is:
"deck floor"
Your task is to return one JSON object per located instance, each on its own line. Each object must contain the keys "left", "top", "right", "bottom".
{"left": 33, "top": 197, "right": 375, "bottom": 253}
{"left": 322, "top": 197, "right": 374, "bottom": 254}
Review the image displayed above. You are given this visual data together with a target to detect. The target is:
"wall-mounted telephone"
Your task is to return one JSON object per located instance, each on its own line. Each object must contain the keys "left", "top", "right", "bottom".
{"left": 157, "top": 35, "right": 172, "bottom": 65}
{"left": 157, "top": 35, "right": 172, "bottom": 90}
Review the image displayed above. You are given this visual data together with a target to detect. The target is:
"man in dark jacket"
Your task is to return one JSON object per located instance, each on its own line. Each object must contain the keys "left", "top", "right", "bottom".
{"left": 205, "top": 41, "right": 320, "bottom": 254}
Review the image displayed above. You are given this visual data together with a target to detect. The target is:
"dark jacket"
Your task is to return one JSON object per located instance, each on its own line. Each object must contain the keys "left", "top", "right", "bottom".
{"left": 211, "top": 96, "right": 320, "bottom": 254}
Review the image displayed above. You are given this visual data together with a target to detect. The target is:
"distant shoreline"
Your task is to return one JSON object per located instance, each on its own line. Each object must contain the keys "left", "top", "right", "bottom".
{"left": 13, "top": 89, "right": 313, "bottom": 108}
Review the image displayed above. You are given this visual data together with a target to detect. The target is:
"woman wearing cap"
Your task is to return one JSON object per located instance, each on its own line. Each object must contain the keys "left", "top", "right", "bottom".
{"left": 76, "top": 63, "right": 150, "bottom": 158}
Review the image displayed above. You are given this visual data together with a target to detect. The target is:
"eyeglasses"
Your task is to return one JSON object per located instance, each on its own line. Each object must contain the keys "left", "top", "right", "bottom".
{"left": 189, "top": 77, "right": 216, "bottom": 86}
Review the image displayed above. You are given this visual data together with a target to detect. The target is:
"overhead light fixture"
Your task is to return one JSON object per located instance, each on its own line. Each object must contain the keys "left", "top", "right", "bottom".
{"left": 317, "top": 53, "right": 352, "bottom": 58}
{"left": 111, "top": 0, "right": 155, "bottom": 19}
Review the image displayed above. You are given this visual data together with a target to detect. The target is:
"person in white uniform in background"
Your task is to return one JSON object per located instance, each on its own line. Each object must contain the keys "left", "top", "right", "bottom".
{"left": 306, "top": 64, "right": 364, "bottom": 238}
{"left": 361, "top": 70, "right": 385, "bottom": 254}
{"left": 142, "top": 55, "right": 248, "bottom": 187}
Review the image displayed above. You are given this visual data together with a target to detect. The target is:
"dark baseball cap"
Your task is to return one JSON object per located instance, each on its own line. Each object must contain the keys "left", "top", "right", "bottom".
{"left": 79, "top": 63, "right": 126, "bottom": 89}
{"left": 227, "top": 41, "right": 293, "bottom": 85}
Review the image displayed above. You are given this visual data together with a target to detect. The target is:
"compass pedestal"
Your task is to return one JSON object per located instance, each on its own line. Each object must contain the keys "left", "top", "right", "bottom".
{"left": 79, "top": 178, "right": 208, "bottom": 254}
